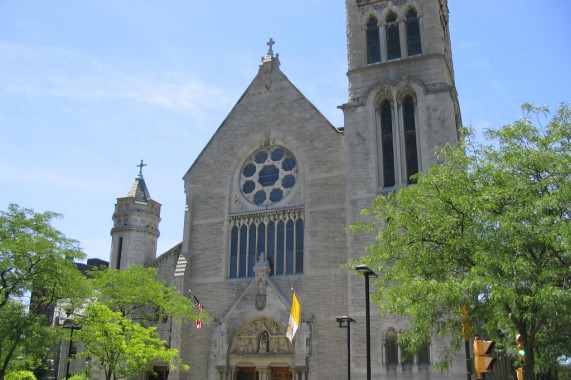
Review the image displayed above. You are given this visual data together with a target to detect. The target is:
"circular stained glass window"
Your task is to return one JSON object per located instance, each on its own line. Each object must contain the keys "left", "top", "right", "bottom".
{"left": 239, "top": 146, "right": 298, "bottom": 206}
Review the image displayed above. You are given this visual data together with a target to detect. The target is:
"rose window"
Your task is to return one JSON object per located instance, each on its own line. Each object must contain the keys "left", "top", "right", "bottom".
{"left": 240, "top": 146, "right": 297, "bottom": 205}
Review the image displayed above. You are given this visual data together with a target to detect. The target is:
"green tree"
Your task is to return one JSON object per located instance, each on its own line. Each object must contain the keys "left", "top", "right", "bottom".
{"left": 0, "top": 301, "right": 56, "bottom": 378}
{"left": 75, "top": 303, "right": 188, "bottom": 380}
{"left": 0, "top": 204, "right": 86, "bottom": 311}
{"left": 0, "top": 204, "right": 86, "bottom": 379}
{"left": 88, "top": 265, "right": 201, "bottom": 324}
{"left": 350, "top": 103, "right": 570, "bottom": 380}
{"left": 73, "top": 265, "right": 207, "bottom": 379}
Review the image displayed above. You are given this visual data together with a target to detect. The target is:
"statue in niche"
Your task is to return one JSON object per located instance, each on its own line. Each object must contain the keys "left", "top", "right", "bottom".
{"left": 255, "top": 252, "right": 268, "bottom": 310}
{"left": 258, "top": 331, "right": 269, "bottom": 353}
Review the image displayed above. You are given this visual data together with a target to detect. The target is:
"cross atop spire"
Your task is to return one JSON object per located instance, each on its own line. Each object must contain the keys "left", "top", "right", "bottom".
{"left": 137, "top": 159, "right": 147, "bottom": 178}
{"left": 267, "top": 38, "right": 275, "bottom": 54}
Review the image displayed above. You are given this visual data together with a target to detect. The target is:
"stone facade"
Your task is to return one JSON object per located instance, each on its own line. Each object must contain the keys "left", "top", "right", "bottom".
{"left": 109, "top": 1, "right": 467, "bottom": 379}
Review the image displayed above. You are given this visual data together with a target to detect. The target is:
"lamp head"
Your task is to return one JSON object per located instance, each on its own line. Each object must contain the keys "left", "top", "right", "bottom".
{"left": 336, "top": 316, "right": 356, "bottom": 327}
{"left": 355, "top": 264, "right": 377, "bottom": 278}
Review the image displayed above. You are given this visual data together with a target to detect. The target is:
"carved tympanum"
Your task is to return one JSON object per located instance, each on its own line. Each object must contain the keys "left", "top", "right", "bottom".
{"left": 229, "top": 317, "right": 293, "bottom": 354}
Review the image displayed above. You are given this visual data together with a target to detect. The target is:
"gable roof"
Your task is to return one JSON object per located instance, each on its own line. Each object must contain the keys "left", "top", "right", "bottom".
{"left": 183, "top": 43, "right": 343, "bottom": 180}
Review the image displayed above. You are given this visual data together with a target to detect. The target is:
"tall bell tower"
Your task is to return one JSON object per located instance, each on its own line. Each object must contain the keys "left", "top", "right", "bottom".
{"left": 109, "top": 160, "right": 161, "bottom": 270}
{"left": 343, "top": 1, "right": 464, "bottom": 377}
{"left": 343, "top": 0, "right": 461, "bottom": 194}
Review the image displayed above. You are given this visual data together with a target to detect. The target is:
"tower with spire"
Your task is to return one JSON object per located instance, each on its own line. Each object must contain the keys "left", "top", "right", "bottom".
{"left": 109, "top": 160, "right": 161, "bottom": 270}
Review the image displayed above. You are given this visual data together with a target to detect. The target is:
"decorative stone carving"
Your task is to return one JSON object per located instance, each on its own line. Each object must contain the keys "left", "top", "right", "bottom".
{"left": 258, "top": 331, "right": 269, "bottom": 353}
{"left": 356, "top": 0, "right": 407, "bottom": 7}
{"left": 254, "top": 253, "right": 271, "bottom": 310}
{"left": 229, "top": 208, "right": 304, "bottom": 226}
{"left": 229, "top": 317, "right": 293, "bottom": 354}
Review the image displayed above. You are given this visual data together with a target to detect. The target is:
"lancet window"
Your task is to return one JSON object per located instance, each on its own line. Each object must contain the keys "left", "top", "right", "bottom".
{"left": 377, "top": 92, "right": 420, "bottom": 189}
{"left": 383, "top": 328, "right": 431, "bottom": 369}
{"left": 402, "top": 95, "right": 418, "bottom": 183}
{"left": 406, "top": 8, "right": 422, "bottom": 56}
{"left": 386, "top": 12, "right": 401, "bottom": 60}
{"left": 385, "top": 329, "right": 399, "bottom": 367}
{"left": 229, "top": 209, "right": 304, "bottom": 278}
{"left": 379, "top": 99, "right": 395, "bottom": 187}
{"left": 366, "top": 16, "right": 381, "bottom": 64}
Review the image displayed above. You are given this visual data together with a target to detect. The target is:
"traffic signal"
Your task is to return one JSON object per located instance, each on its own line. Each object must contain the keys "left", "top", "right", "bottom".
{"left": 473, "top": 338, "right": 495, "bottom": 379}
{"left": 516, "top": 368, "right": 523, "bottom": 380}
{"left": 516, "top": 334, "right": 526, "bottom": 361}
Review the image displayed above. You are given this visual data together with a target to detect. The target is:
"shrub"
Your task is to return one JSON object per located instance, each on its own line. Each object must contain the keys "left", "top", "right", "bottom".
{"left": 5, "top": 371, "right": 37, "bottom": 380}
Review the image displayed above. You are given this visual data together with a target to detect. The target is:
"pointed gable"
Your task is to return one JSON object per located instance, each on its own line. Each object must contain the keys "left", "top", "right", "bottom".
{"left": 183, "top": 39, "right": 342, "bottom": 181}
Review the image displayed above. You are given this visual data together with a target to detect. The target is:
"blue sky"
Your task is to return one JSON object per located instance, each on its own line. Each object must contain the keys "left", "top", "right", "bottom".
{"left": 1, "top": 1, "right": 569, "bottom": 262}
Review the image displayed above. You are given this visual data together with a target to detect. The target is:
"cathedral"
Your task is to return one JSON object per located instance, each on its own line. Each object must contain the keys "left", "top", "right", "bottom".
{"left": 103, "top": 0, "right": 465, "bottom": 379}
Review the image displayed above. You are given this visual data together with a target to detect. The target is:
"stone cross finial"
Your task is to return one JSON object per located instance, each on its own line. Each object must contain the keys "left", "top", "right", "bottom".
{"left": 137, "top": 159, "right": 147, "bottom": 177}
{"left": 267, "top": 38, "right": 275, "bottom": 54}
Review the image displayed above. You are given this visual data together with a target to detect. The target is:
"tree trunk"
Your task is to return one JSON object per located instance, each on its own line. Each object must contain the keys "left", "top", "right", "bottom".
{"left": 524, "top": 337, "right": 535, "bottom": 380}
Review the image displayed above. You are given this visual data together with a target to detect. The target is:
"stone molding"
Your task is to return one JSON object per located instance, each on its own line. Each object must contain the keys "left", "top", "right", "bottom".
{"left": 229, "top": 207, "right": 304, "bottom": 226}
{"left": 110, "top": 225, "right": 160, "bottom": 238}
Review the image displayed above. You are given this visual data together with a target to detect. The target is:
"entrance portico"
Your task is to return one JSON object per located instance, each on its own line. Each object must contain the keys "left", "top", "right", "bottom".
{"left": 215, "top": 317, "right": 307, "bottom": 380}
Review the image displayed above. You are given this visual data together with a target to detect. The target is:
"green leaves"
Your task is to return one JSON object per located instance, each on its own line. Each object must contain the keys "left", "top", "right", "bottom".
{"left": 0, "top": 204, "right": 87, "bottom": 379}
{"left": 73, "top": 265, "right": 205, "bottom": 379}
{"left": 87, "top": 265, "right": 206, "bottom": 324}
{"left": 0, "top": 204, "right": 86, "bottom": 311}
{"left": 75, "top": 303, "right": 188, "bottom": 380}
{"left": 351, "top": 103, "right": 571, "bottom": 377}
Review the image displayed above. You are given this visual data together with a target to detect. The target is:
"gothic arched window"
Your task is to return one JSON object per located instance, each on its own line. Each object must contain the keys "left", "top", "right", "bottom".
{"left": 406, "top": 9, "right": 422, "bottom": 56}
{"left": 401, "top": 346, "right": 414, "bottom": 366}
{"left": 229, "top": 211, "right": 304, "bottom": 278}
{"left": 386, "top": 12, "right": 401, "bottom": 60}
{"left": 276, "top": 220, "right": 285, "bottom": 275}
{"left": 230, "top": 226, "right": 238, "bottom": 277}
{"left": 385, "top": 329, "right": 399, "bottom": 367}
{"left": 402, "top": 95, "right": 418, "bottom": 183}
{"left": 379, "top": 99, "right": 395, "bottom": 187}
{"left": 248, "top": 224, "right": 257, "bottom": 277}
{"left": 418, "top": 342, "right": 431, "bottom": 365}
{"left": 267, "top": 221, "right": 275, "bottom": 274}
{"left": 295, "top": 219, "right": 304, "bottom": 274}
{"left": 366, "top": 16, "right": 381, "bottom": 64}
{"left": 239, "top": 225, "right": 248, "bottom": 277}
{"left": 285, "top": 220, "right": 294, "bottom": 274}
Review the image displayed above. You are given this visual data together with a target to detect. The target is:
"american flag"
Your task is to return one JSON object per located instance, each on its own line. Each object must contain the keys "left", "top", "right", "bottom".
{"left": 190, "top": 291, "right": 204, "bottom": 329}
{"left": 195, "top": 304, "right": 204, "bottom": 329}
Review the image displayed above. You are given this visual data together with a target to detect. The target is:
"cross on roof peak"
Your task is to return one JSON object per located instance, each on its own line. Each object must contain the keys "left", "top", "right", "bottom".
{"left": 137, "top": 159, "right": 147, "bottom": 178}
{"left": 267, "top": 38, "right": 275, "bottom": 54}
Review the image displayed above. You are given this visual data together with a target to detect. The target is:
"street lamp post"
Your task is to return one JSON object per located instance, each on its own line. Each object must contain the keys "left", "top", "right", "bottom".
{"left": 336, "top": 316, "right": 356, "bottom": 380}
{"left": 356, "top": 264, "right": 377, "bottom": 380}
{"left": 62, "top": 323, "right": 81, "bottom": 379}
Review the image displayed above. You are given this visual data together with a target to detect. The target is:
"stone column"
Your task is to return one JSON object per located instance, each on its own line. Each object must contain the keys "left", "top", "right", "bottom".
{"left": 257, "top": 367, "right": 271, "bottom": 380}
{"left": 379, "top": 22, "right": 387, "bottom": 62}
{"left": 292, "top": 367, "right": 308, "bottom": 380}
{"left": 398, "top": 16, "right": 407, "bottom": 58}
{"left": 230, "top": 367, "right": 238, "bottom": 380}
{"left": 216, "top": 366, "right": 229, "bottom": 380}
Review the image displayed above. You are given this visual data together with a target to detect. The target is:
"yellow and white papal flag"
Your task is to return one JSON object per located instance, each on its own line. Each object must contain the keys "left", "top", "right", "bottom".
{"left": 286, "top": 293, "right": 301, "bottom": 342}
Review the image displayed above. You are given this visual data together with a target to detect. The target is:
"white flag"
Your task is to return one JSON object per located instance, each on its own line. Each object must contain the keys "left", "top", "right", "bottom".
{"left": 286, "top": 293, "right": 301, "bottom": 342}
